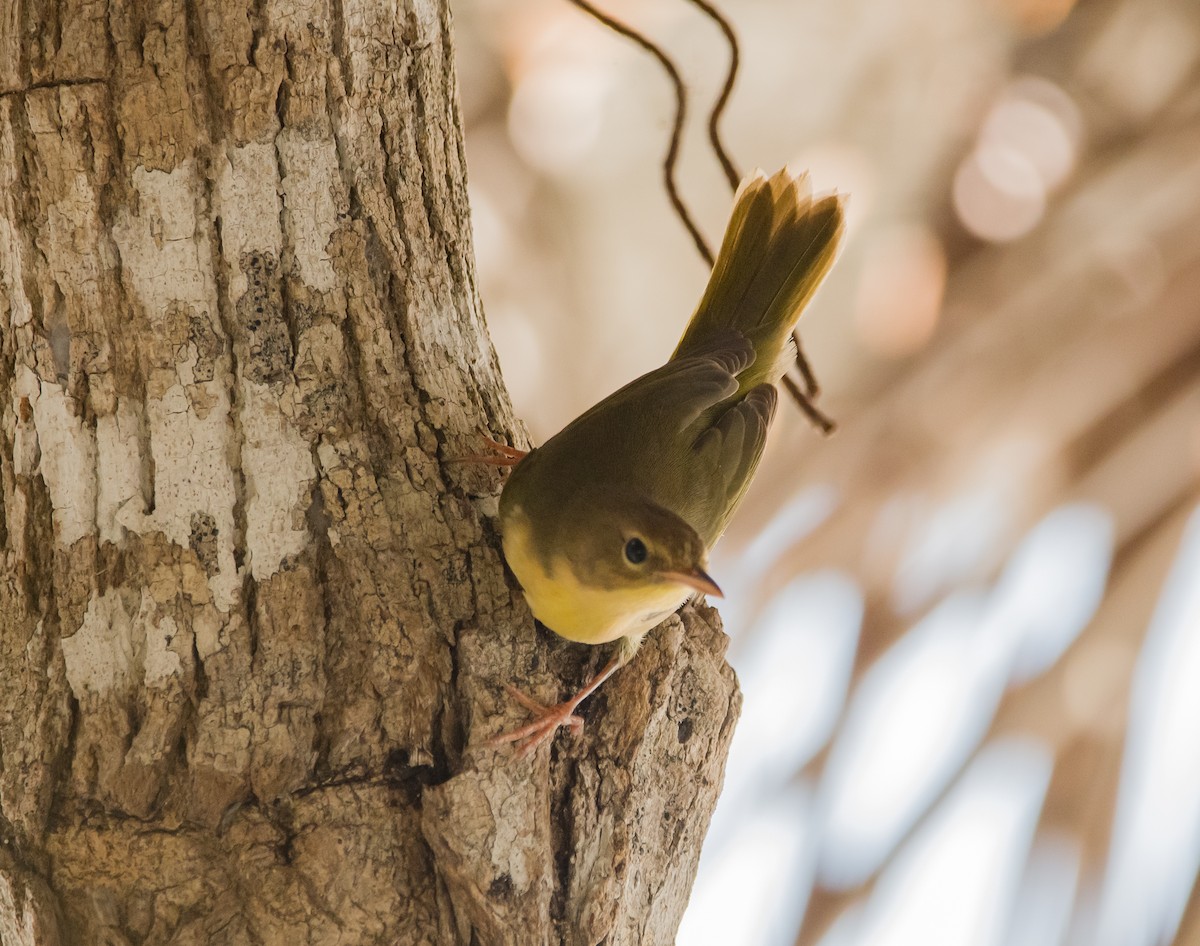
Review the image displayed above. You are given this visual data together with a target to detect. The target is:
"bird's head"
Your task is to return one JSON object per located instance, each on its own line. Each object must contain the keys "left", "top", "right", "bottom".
{"left": 559, "top": 491, "right": 722, "bottom": 598}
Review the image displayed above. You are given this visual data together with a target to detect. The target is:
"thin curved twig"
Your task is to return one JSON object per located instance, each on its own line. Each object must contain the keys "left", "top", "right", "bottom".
{"left": 680, "top": 0, "right": 741, "bottom": 191}
{"left": 792, "top": 329, "right": 821, "bottom": 398}
{"left": 566, "top": 0, "right": 714, "bottom": 266}
{"left": 782, "top": 374, "right": 836, "bottom": 435}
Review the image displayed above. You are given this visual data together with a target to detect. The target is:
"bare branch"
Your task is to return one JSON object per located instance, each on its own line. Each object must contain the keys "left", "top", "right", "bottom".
{"left": 783, "top": 373, "right": 837, "bottom": 435}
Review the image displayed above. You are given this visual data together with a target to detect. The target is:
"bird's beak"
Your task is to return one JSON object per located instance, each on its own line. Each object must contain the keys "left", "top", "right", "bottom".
{"left": 660, "top": 567, "right": 723, "bottom": 598}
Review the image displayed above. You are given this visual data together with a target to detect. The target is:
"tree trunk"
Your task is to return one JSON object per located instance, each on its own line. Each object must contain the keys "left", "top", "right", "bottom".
{"left": 0, "top": 2, "right": 739, "bottom": 944}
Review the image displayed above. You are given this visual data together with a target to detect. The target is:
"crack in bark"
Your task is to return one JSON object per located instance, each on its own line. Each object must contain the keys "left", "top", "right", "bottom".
{"left": 272, "top": 43, "right": 299, "bottom": 362}
{"left": 203, "top": 158, "right": 250, "bottom": 579}
{"left": 549, "top": 752, "right": 579, "bottom": 945}
{"left": 0, "top": 77, "right": 106, "bottom": 99}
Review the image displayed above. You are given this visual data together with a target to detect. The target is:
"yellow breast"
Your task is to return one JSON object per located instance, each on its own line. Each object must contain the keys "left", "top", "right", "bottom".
{"left": 502, "top": 513, "right": 691, "bottom": 645}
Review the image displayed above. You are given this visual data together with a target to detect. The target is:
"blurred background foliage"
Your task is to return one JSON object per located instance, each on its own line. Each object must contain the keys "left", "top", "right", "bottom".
{"left": 453, "top": 0, "right": 1200, "bottom": 942}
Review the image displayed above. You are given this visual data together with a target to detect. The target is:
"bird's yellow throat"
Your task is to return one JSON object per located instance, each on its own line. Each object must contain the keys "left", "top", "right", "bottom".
{"left": 502, "top": 508, "right": 692, "bottom": 646}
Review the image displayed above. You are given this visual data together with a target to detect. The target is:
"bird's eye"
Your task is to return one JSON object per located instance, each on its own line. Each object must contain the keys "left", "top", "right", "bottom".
{"left": 624, "top": 537, "right": 648, "bottom": 565}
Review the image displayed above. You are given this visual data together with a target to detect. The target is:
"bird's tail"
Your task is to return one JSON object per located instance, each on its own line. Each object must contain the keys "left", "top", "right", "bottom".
{"left": 672, "top": 168, "right": 844, "bottom": 390}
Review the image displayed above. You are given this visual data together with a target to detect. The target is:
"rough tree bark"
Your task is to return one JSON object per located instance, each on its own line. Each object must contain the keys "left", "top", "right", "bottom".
{"left": 0, "top": 1, "right": 739, "bottom": 944}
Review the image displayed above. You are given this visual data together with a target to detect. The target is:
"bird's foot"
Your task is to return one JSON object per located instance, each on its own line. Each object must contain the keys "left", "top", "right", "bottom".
{"left": 449, "top": 427, "right": 528, "bottom": 467}
{"left": 487, "top": 685, "right": 585, "bottom": 758}
{"left": 487, "top": 657, "right": 622, "bottom": 759}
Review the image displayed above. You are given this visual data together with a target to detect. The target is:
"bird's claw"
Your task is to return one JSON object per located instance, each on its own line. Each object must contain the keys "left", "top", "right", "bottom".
{"left": 448, "top": 427, "right": 528, "bottom": 467}
{"left": 488, "top": 686, "right": 586, "bottom": 758}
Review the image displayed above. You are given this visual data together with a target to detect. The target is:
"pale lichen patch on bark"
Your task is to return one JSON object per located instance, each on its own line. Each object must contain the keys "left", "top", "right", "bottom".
{"left": 59, "top": 587, "right": 190, "bottom": 699}
{"left": 241, "top": 385, "right": 315, "bottom": 579}
{"left": 277, "top": 129, "right": 342, "bottom": 294}
{"left": 95, "top": 399, "right": 147, "bottom": 544}
{"left": 110, "top": 159, "right": 241, "bottom": 610}
{"left": 142, "top": 613, "right": 185, "bottom": 688}
{"left": 112, "top": 162, "right": 218, "bottom": 324}
{"left": 13, "top": 365, "right": 97, "bottom": 547}
{"left": 212, "top": 141, "right": 319, "bottom": 580}
{"left": 212, "top": 141, "right": 284, "bottom": 299}
{"left": 139, "top": 383, "right": 240, "bottom": 611}
{"left": 60, "top": 590, "right": 136, "bottom": 697}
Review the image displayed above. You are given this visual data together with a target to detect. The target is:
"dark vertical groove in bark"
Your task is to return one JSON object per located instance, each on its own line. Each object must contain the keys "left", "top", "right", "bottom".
{"left": 13, "top": 0, "right": 30, "bottom": 90}
{"left": 183, "top": 0, "right": 219, "bottom": 153}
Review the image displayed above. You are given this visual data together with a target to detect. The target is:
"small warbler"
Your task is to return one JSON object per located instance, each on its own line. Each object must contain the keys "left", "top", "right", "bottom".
{"left": 486, "top": 168, "right": 844, "bottom": 755}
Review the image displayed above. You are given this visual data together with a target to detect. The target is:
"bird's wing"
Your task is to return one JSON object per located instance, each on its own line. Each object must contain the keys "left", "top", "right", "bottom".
{"left": 565, "top": 331, "right": 756, "bottom": 437}
{"left": 689, "top": 383, "right": 778, "bottom": 537}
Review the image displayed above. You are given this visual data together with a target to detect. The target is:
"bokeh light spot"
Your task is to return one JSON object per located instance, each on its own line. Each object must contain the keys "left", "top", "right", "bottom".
{"left": 954, "top": 144, "right": 1046, "bottom": 242}
{"left": 854, "top": 223, "right": 947, "bottom": 358}
{"left": 508, "top": 60, "right": 610, "bottom": 175}
{"left": 854, "top": 739, "right": 1052, "bottom": 946}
